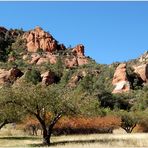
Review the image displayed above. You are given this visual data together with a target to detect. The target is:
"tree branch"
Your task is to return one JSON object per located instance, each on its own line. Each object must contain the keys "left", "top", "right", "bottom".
{"left": 48, "top": 111, "right": 63, "bottom": 132}
{"left": 0, "top": 119, "right": 9, "bottom": 129}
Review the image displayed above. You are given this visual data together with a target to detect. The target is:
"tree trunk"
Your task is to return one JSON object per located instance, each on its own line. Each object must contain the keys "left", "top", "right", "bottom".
{"left": 42, "top": 128, "right": 51, "bottom": 145}
{"left": 35, "top": 111, "right": 62, "bottom": 146}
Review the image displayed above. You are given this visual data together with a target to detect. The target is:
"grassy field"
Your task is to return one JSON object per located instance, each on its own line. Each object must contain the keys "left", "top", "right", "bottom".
{"left": 0, "top": 126, "right": 148, "bottom": 147}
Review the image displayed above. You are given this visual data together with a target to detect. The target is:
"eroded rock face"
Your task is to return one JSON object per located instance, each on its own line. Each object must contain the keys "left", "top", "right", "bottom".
{"left": 0, "top": 67, "right": 23, "bottom": 85}
{"left": 72, "top": 44, "right": 85, "bottom": 57}
{"left": 41, "top": 71, "right": 56, "bottom": 85}
{"left": 64, "top": 57, "right": 78, "bottom": 68}
{"left": 26, "top": 52, "right": 57, "bottom": 65}
{"left": 112, "top": 63, "right": 130, "bottom": 93}
{"left": 23, "top": 26, "right": 58, "bottom": 52}
{"left": 134, "top": 64, "right": 148, "bottom": 82}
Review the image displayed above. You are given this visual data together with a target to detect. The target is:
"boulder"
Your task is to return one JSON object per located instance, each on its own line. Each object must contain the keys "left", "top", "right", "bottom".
{"left": 22, "top": 54, "right": 29, "bottom": 60}
{"left": 64, "top": 56, "right": 88, "bottom": 68}
{"left": 0, "top": 69, "right": 10, "bottom": 85}
{"left": 0, "top": 67, "right": 23, "bottom": 85}
{"left": 41, "top": 71, "right": 56, "bottom": 85}
{"left": 134, "top": 64, "right": 148, "bottom": 82}
{"left": 68, "top": 71, "right": 87, "bottom": 87}
{"left": 28, "top": 53, "right": 57, "bottom": 65}
{"left": 112, "top": 63, "right": 130, "bottom": 93}
{"left": 36, "top": 57, "right": 50, "bottom": 65}
{"left": 30, "top": 53, "right": 41, "bottom": 64}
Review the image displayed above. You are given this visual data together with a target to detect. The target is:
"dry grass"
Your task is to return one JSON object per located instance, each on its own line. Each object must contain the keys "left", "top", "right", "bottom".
{"left": 0, "top": 125, "right": 148, "bottom": 147}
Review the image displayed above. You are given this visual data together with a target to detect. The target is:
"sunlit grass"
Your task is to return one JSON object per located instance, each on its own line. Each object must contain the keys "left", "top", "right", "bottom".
{"left": 0, "top": 125, "right": 148, "bottom": 147}
{"left": 0, "top": 133, "right": 148, "bottom": 147}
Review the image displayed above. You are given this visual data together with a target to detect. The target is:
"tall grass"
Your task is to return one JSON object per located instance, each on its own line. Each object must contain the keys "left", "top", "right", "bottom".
{"left": 0, "top": 133, "right": 148, "bottom": 147}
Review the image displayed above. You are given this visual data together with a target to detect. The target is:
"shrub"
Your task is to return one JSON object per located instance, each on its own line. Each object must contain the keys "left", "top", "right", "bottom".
{"left": 25, "top": 68, "right": 41, "bottom": 85}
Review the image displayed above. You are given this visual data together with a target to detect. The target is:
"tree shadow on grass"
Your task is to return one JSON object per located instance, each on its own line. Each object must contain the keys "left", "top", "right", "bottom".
{"left": 0, "top": 136, "right": 40, "bottom": 140}
{"left": 29, "top": 139, "right": 125, "bottom": 147}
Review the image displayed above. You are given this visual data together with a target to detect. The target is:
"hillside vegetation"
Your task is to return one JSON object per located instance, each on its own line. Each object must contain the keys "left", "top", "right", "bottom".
{"left": 0, "top": 26, "right": 148, "bottom": 146}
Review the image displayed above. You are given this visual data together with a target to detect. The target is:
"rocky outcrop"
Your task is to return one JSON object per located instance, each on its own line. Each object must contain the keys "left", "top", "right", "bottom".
{"left": 23, "top": 27, "right": 89, "bottom": 67}
{"left": 133, "top": 64, "right": 148, "bottom": 83}
{"left": 72, "top": 44, "right": 85, "bottom": 57}
{"left": 41, "top": 71, "right": 56, "bottom": 85}
{"left": 64, "top": 57, "right": 78, "bottom": 68}
{"left": 25, "top": 52, "right": 57, "bottom": 65}
{"left": 23, "top": 26, "right": 59, "bottom": 52}
{"left": 0, "top": 67, "right": 23, "bottom": 85}
{"left": 64, "top": 44, "right": 88, "bottom": 68}
{"left": 46, "top": 53, "right": 57, "bottom": 64}
{"left": 139, "top": 51, "right": 148, "bottom": 63}
{"left": 30, "top": 53, "right": 41, "bottom": 64}
{"left": 68, "top": 71, "right": 87, "bottom": 87}
{"left": 72, "top": 44, "right": 88, "bottom": 66}
{"left": 36, "top": 57, "right": 50, "bottom": 65}
{"left": 77, "top": 56, "right": 89, "bottom": 66}
{"left": 112, "top": 63, "right": 130, "bottom": 93}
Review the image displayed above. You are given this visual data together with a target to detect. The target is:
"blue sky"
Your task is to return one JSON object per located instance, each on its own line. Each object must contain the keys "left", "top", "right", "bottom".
{"left": 0, "top": 1, "right": 148, "bottom": 64}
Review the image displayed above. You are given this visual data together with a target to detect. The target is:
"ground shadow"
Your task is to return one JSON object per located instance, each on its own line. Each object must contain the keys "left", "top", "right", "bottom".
{"left": 0, "top": 136, "right": 40, "bottom": 140}
{"left": 29, "top": 138, "right": 126, "bottom": 147}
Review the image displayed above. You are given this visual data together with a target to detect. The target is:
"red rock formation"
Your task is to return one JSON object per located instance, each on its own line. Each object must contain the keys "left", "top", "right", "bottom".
{"left": 30, "top": 53, "right": 41, "bottom": 64}
{"left": 134, "top": 64, "right": 148, "bottom": 82}
{"left": 46, "top": 53, "right": 57, "bottom": 64}
{"left": 77, "top": 56, "right": 88, "bottom": 66}
{"left": 36, "top": 57, "right": 50, "bottom": 65}
{"left": 72, "top": 44, "right": 85, "bottom": 57}
{"left": 41, "top": 71, "right": 55, "bottom": 85}
{"left": 64, "top": 57, "right": 78, "bottom": 68}
{"left": 112, "top": 63, "right": 130, "bottom": 93}
{"left": 0, "top": 67, "right": 23, "bottom": 85}
{"left": 23, "top": 26, "right": 58, "bottom": 52}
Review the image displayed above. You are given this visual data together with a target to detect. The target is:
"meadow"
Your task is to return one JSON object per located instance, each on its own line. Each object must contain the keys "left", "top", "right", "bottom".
{"left": 0, "top": 126, "right": 148, "bottom": 147}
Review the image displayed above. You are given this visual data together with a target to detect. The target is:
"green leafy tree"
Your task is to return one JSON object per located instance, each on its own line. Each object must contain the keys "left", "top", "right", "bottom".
{"left": 25, "top": 68, "right": 41, "bottom": 85}
{"left": 2, "top": 83, "right": 99, "bottom": 145}
{"left": 117, "top": 111, "right": 139, "bottom": 133}
{"left": 0, "top": 87, "right": 23, "bottom": 129}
